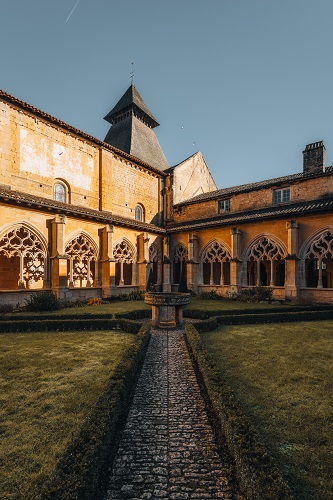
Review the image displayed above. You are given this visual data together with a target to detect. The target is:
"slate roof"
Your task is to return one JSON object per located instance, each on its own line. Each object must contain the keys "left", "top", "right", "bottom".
{"left": 104, "top": 84, "right": 159, "bottom": 128}
{"left": 167, "top": 195, "right": 333, "bottom": 233}
{"left": 103, "top": 85, "right": 169, "bottom": 171}
{"left": 104, "top": 115, "right": 169, "bottom": 170}
{"left": 174, "top": 167, "right": 333, "bottom": 207}
{"left": 0, "top": 187, "right": 166, "bottom": 235}
{"left": 0, "top": 89, "right": 167, "bottom": 179}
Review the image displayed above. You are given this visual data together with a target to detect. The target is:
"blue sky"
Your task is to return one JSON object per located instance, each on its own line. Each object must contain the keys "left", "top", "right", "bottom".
{"left": 2, "top": 0, "right": 333, "bottom": 188}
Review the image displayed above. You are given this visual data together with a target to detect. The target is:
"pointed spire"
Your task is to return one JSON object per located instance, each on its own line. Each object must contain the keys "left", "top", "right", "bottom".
{"left": 103, "top": 84, "right": 169, "bottom": 171}
{"left": 104, "top": 84, "right": 159, "bottom": 129}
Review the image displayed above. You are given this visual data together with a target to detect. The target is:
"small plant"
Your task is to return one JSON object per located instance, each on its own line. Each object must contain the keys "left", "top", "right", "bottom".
{"left": 239, "top": 286, "right": 273, "bottom": 302}
{"left": 87, "top": 298, "right": 103, "bottom": 306}
{"left": 25, "top": 291, "right": 61, "bottom": 311}
{"left": 199, "top": 289, "right": 223, "bottom": 300}
{"left": 226, "top": 287, "right": 238, "bottom": 300}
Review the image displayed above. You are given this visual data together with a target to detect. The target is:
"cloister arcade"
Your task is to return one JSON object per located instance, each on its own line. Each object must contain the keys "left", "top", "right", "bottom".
{"left": 199, "top": 240, "right": 231, "bottom": 286}
{"left": 241, "top": 235, "right": 287, "bottom": 288}
{"left": 1, "top": 223, "right": 333, "bottom": 299}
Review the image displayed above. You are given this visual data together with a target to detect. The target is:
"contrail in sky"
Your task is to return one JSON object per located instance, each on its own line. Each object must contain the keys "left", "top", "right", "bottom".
{"left": 65, "top": 0, "right": 81, "bottom": 23}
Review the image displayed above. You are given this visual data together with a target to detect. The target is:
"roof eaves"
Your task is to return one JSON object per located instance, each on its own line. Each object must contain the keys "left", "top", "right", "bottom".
{"left": 0, "top": 187, "right": 166, "bottom": 235}
{"left": 167, "top": 197, "right": 333, "bottom": 232}
{"left": 0, "top": 89, "right": 167, "bottom": 178}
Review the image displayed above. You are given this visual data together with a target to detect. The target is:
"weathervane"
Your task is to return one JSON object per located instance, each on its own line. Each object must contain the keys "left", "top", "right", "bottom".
{"left": 130, "top": 62, "right": 135, "bottom": 84}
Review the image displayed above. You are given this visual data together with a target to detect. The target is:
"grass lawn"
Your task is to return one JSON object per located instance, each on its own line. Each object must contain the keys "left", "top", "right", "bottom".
{"left": 202, "top": 321, "right": 333, "bottom": 500}
{"left": 10, "top": 300, "right": 151, "bottom": 317}
{"left": 0, "top": 330, "right": 136, "bottom": 499}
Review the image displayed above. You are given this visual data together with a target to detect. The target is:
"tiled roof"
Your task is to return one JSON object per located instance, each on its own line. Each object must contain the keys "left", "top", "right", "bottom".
{"left": 0, "top": 187, "right": 166, "bottom": 235}
{"left": 174, "top": 169, "right": 333, "bottom": 207}
{"left": 167, "top": 196, "right": 333, "bottom": 233}
{"left": 0, "top": 89, "right": 167, "bottom": 178}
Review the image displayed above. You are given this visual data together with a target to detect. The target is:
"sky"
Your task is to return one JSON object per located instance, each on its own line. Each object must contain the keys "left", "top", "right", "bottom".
{"left": 1, "top": 0, "right": 333, "bottom": 189}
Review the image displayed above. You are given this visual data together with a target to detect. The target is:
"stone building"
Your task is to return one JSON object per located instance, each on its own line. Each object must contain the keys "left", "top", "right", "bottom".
{"left": 1, "top": 84, "right": 333, "bottom": 304}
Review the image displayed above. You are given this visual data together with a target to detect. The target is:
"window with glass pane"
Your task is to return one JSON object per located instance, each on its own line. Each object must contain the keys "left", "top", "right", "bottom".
{"left": 273, "top": 188, "right": 290, "bottom": 204}
{"left": 54, "top": 183, "right": 66, "bottom": 202}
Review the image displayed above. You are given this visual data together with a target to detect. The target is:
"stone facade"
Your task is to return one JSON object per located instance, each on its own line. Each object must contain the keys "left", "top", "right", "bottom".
{"left": 1, "top": 86, "right": 333, "bottom": 304}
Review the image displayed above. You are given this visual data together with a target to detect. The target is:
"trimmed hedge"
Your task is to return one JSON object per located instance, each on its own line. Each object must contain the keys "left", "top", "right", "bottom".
{"left": 184, "top": 324, "right": 293, "bottom": 499}
{"left": 114, "top": 309, "right": 151, "bottom": 320}
{"left": 191, "top": 309, "right": 333, "bottom": 333}
{"left": 184, "top": 304, "right": 333, "bottom": 320}
{"left": 38, "top": 323, "right": 151, "bottom": 499}
{"left": 0, "top": 317, "right": 143, "bottom": 334}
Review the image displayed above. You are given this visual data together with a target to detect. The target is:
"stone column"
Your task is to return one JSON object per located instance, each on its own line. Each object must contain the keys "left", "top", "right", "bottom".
{"left": 100, "top": 225, "right": 117, "bottom": 297}
{"left": 162, "top": 236, "right": 171, "bottom": 292}
{"left": 50, "top": 215, "right": 68, "bottom": 296}
{"left": 230, "top": 228, "right": 242, "bottom": 290}
{"left": 137, "top": 232, "right": 150, "bottom": 290}
{"left": 187, "top": 233, "right": 198, "bottom": 292}
{"left": 285, "top": 220, "right": 299, "bottom": 300}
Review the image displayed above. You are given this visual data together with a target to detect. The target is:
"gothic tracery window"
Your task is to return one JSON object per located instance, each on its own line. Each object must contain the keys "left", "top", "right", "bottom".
{"left": 0, "top": 226, "right": 46, "bottom": 289}
{"left": 202, "top": 240, "right": 231, "bottom": 285}
{"left": 172, "top": 244, "right": 188, "bottom": 284}
{"left": 245, "top": 236, "right": 286, "bottom": 287}
{"left": 65, "top": 233, "right": 97, "bottom": 287}
{"left": 149, "top": 244, "right": 160, "bottom": 285}
{"left": 304, "top": 231, "right": 333, "bottom": 288}
{"left": 114, "top": 240, "right": 135, "bottom": 286}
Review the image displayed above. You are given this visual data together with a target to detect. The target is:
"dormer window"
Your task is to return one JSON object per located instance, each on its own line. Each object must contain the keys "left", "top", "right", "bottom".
{"left": 273, "top": 188, "right": 290, "bottom": 204}
{"left": 218, "top": 199, "right": 230, "bottom": 214}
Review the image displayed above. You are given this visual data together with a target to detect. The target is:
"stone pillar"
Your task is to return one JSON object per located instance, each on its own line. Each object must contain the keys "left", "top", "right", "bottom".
{"left": 137, "top": 232, "right": 150, "bottom": 290}
{"left": 100, "top": 224, "right": 117, "bottom": 297}
{"left": 50, "top": 215, "right": 68, "bottom": 295}
{"left": 187, "top": 233, "right": 198, "bottom": 292}
{"left": 285, "top": 220, "right": 299, "bottom": 300}
{"left": 230, "top": 228, "right": 242, "bottom": 289}
{"left": 162, "top": 236, "right": 171, "bottom": 292}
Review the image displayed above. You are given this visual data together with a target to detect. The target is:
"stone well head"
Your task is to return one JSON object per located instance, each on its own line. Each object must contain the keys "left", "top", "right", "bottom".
{"left": 144, "top": 292, "right": 191, "bottom": 329}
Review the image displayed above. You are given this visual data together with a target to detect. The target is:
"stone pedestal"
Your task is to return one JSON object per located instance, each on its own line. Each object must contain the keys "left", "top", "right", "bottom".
{"left": 144, "top": 292, "right": 191, "bottom": 328}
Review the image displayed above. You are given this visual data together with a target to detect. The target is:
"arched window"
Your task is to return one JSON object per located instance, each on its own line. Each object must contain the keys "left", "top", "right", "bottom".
{"left": 243, "top": 236, "right": 287, "bottom": 287}
{"left": 172, "top": 244, "right": 188, "bottom": 284}
{"left": 0, "top": 225, "right": 46, "bottom": 289}
{"left": 54, "top": 182, "right": 67, "bottom": 203}
{"left": 113, "top": 240, "right": 135, "bottom": 286}
{"left": 201, "top": 240, "right": 231, "bottom": 285}
{"left": 149, "top": 243, "right": 160, "bottom": 285}
{"left": 304, "top": 230, "right": 333, "bottom": 288}
{"left": 65, "top": 233, "right": 98, "bottom": 287}
{"left": 135, "top": 204, "right": 144, "bottom": 222}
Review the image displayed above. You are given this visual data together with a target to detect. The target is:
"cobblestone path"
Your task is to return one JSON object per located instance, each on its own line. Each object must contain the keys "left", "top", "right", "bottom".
{"left": 106, "top": 329, "right": 234, "bottom": 499}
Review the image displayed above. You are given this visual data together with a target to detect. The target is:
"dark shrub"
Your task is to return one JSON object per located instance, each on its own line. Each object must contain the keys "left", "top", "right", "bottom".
{"left": 25, "top": 291, "right": 61, "bottom": 312}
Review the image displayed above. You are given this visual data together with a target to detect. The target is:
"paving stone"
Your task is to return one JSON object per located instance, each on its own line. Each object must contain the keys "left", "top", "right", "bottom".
{"left": 106, "top": 328, "right": 234, "bottom": 499}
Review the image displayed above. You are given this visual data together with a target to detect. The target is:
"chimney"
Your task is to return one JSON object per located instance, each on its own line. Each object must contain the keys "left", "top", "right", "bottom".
{"left": 303, "top": 141, "right": 325, "bottom": 174}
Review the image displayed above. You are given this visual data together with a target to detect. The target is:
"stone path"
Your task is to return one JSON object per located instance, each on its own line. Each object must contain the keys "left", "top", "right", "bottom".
{"left": 106, "top": 329, "right": 234, "bottom": 499}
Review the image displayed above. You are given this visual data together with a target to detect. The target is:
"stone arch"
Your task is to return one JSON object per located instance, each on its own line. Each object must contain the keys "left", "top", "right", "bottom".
{"left": 0, "top": 222, "right": 48, "bottom": 290}
{"left": 241, "top": 234, "right": 287, "bottom": 287}
{"left": 171, "top": 242, "right": 188, "bottom": 285}
{"left": 113, "top": 238, "right": 136, "bottom": 286}
{"left": 54, "top": 178, "right": 71, "bottom": 203}
{"left": 300, "top": 227, "right": 333, "bottom": 288}
{"left": 199, "top": 239, "right": 231, "bottom": 285}
{"left": 65, "top": 231, "right": 99, "bottom": 288}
